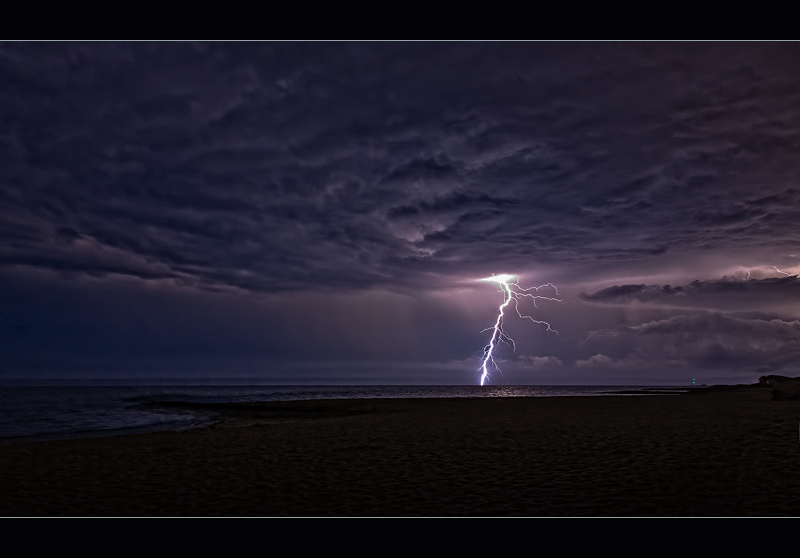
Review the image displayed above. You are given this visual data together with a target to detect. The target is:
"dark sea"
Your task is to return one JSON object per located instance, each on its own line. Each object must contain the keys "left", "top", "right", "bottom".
{"left": 0, "top": 382, "right": 686, "bottom": 443}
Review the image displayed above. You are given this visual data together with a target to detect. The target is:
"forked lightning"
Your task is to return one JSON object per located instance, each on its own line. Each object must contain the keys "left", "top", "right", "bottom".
{"left": 477, "top": 274, "right": 561, "bottom": 386}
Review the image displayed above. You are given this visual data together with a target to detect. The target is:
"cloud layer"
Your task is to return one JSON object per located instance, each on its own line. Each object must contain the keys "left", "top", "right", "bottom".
{"left": 4, "top": 42, "right": 800, "bottom": 382}
{"left": 3, "top": 43, "right": 800, "bottom": 294}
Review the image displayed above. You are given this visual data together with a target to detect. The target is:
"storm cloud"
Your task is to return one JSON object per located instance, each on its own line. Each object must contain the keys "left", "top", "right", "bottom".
{"left": 579, "top": 312, "right": 800, "bottom": 377}
{"left": 4, "top": 42, "right": 800, "bottom": 293}
{"left": 580, "top": 275, "right": 800, "bottom": 311}
{"left": 4, "top": 42, "right": 800, "bottom": 383}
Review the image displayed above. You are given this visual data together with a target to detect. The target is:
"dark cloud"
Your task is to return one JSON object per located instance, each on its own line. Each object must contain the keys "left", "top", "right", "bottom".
{"left": 579, "top": 312, "right": 800, "bottom": 374}
{"left": 580, "top": 276, "right": 800, "bottom": 311}
{"left": 3, "top": 42, "right": 800, "bottom": 294}
{"left": 573, "top": 276, "right": 800, "bottom": 376}
{"left": 5, "top": 42, "right": 800, "bottom": 382}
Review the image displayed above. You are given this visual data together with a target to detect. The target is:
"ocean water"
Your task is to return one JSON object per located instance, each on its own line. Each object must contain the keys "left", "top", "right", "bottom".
{"left": 0, "top": 382, "right": 675, "bottom": 443}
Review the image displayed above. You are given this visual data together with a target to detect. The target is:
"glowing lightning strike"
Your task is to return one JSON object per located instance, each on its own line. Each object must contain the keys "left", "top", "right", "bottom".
{"left": 737, "top": 265, "right": 799, "bottom": 279}
{"left": 477, "top": 274, "right": 561, "bottom": 386}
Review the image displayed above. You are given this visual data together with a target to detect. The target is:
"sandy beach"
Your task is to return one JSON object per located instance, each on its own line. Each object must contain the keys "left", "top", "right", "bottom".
{"left": 1, "top": 385, "right": 800, "bottom": 516}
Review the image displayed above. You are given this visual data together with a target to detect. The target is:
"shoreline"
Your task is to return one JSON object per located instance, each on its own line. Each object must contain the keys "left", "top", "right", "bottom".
{"left": 1, "top": 384, "right": 798, "bottom": 516}
{"left": 0, "top": 384, "right": 695, "bottom": 445}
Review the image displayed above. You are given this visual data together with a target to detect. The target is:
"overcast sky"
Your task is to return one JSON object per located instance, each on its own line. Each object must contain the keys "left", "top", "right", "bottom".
{"left": 3, "top": 42, "right": 800, "bottom": 385}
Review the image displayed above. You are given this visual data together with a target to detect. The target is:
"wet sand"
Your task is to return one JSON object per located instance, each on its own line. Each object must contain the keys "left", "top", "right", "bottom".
{"left": 1, "top": 386, "right": 800, "bottom": 516}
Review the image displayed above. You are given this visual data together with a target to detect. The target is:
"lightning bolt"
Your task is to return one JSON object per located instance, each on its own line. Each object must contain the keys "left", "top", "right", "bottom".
{"left": 772, "top": 266, "right": 794, "bottom": 277}
{"left": 738, "top": 266, "right": 798, "bottom": 278}
{"left": 477, "top": 274, "right": 561, "bottom": 386}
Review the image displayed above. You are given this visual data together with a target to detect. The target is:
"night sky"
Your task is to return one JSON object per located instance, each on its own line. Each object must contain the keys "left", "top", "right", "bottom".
{"left": 3, "top": 42, "right": 800, "bottom": 385}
